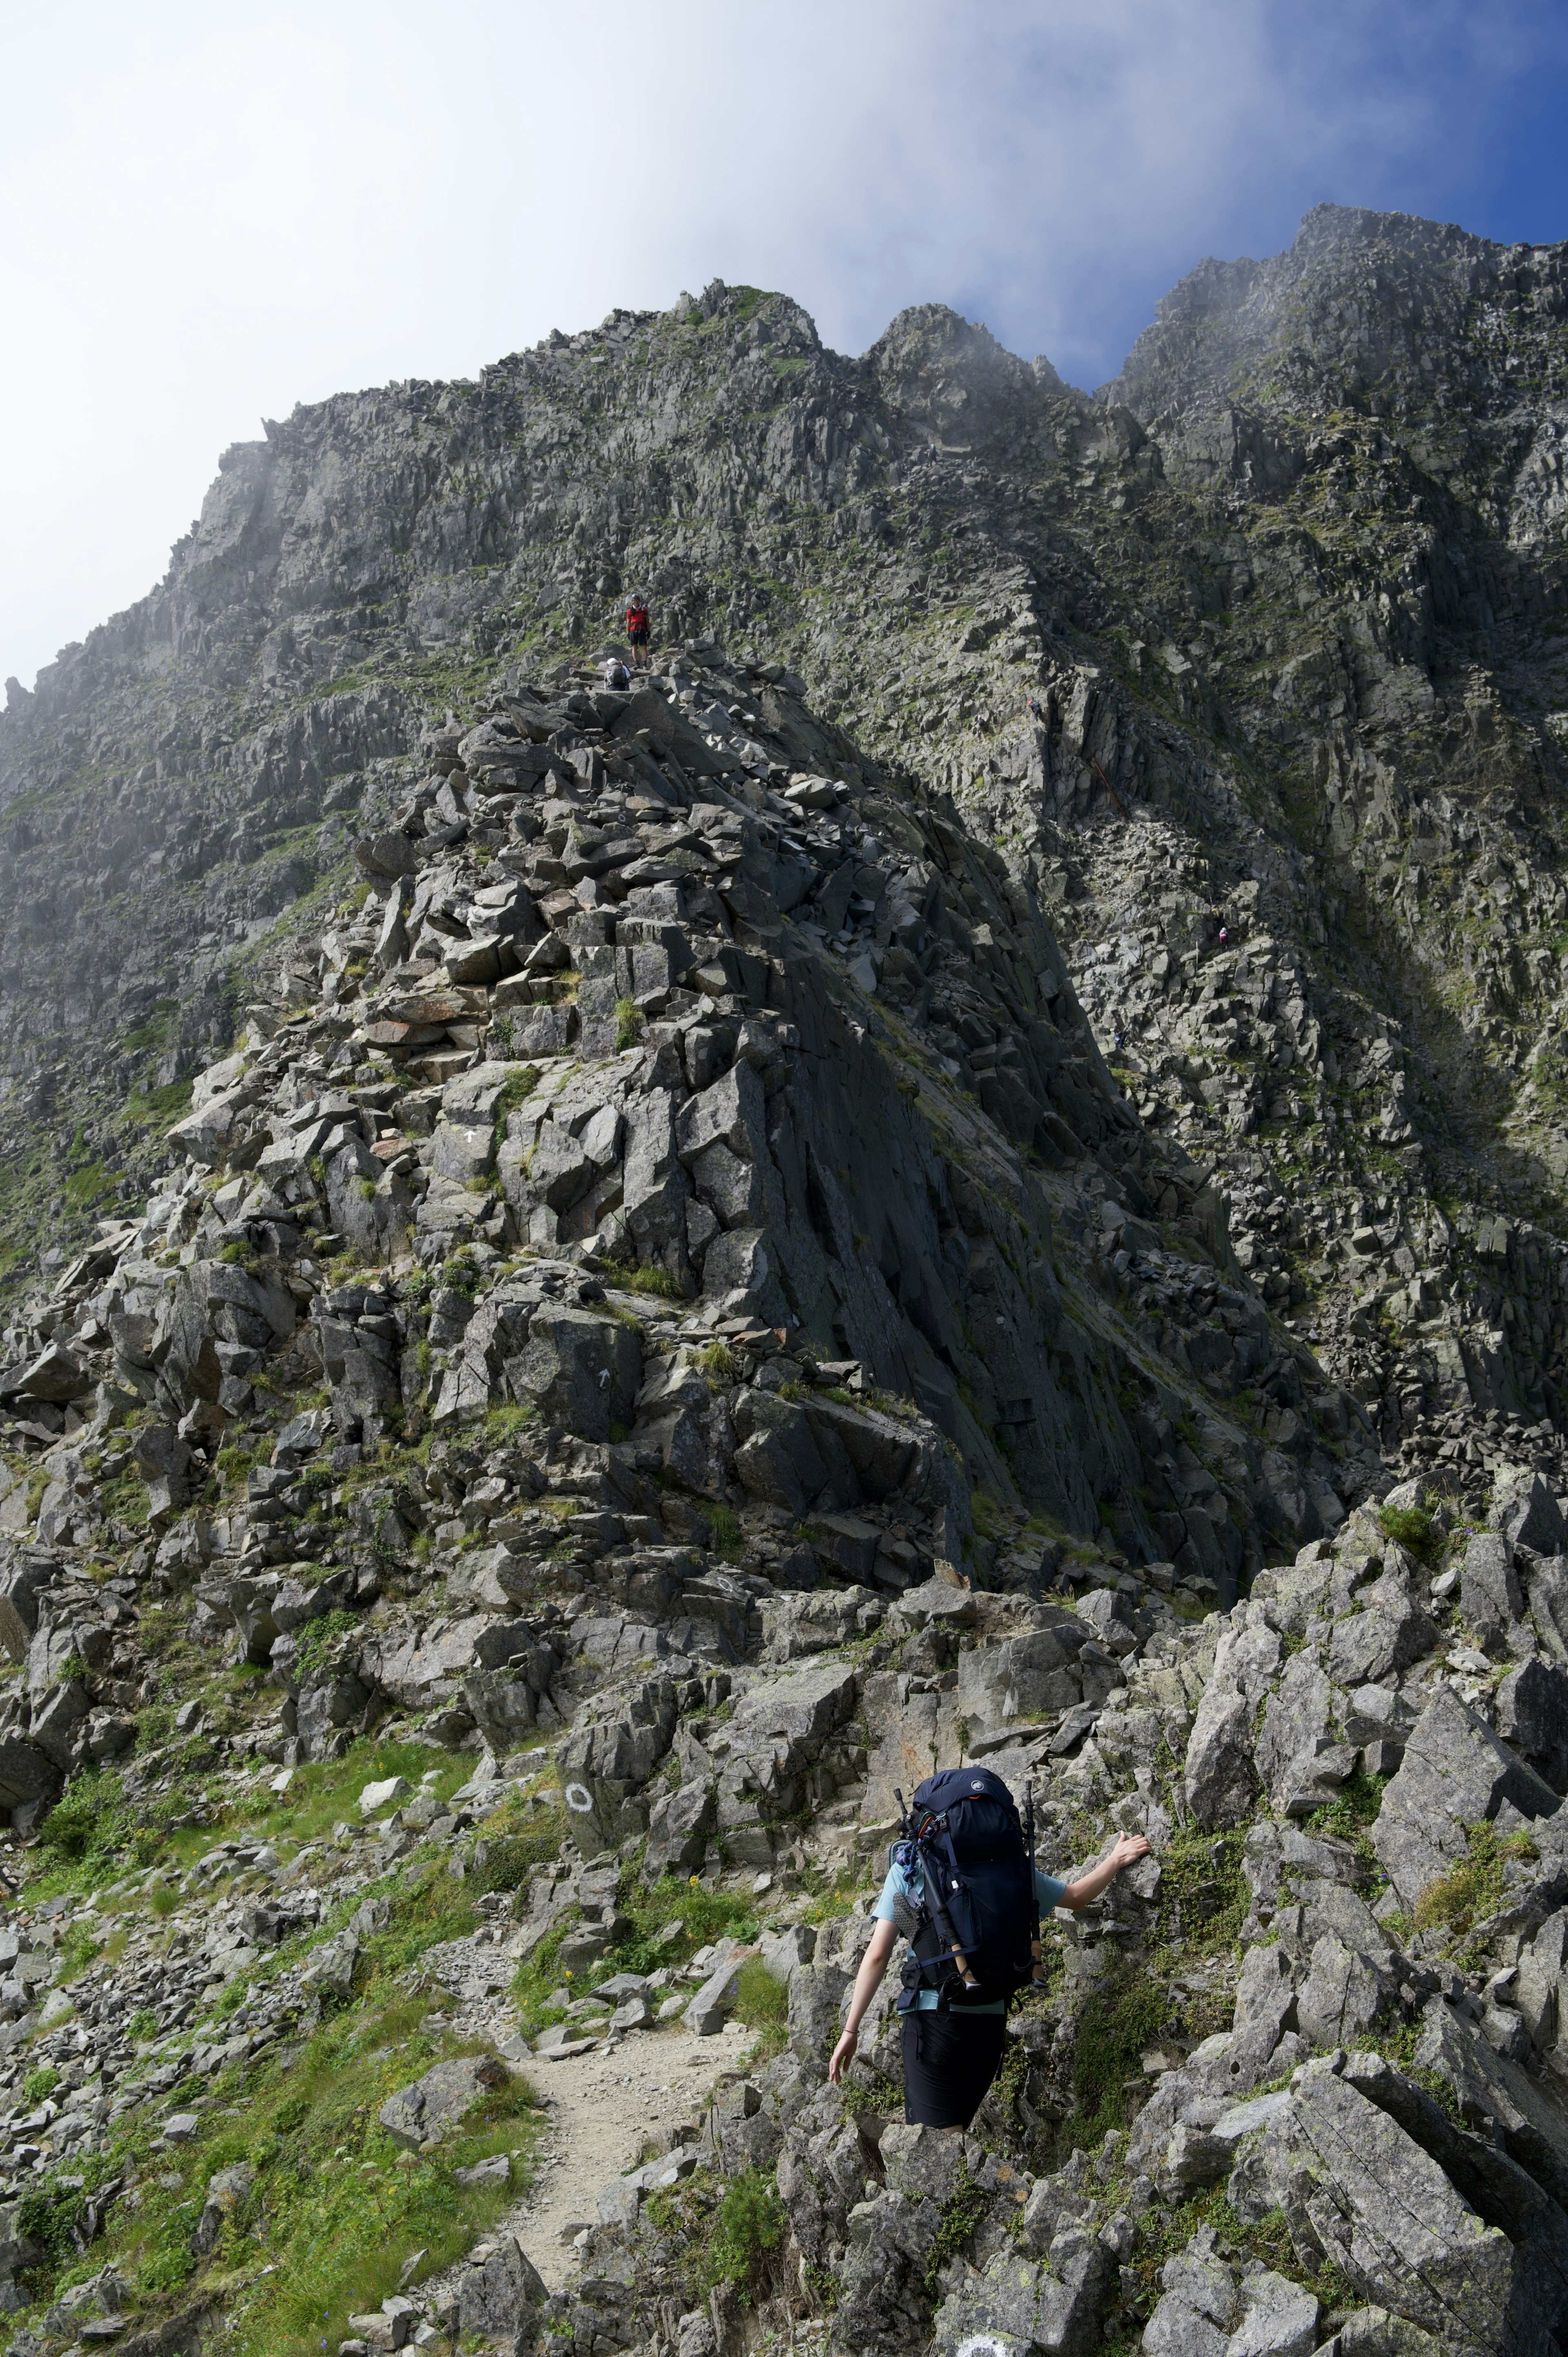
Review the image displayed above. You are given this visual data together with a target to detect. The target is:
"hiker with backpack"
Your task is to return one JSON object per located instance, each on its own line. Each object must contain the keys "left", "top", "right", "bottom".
{"left": 625, "top": 593, "right": 651, "bottom": 671}
{"left": 827, "top": 1768, "right": 1150, "bottom": 2128}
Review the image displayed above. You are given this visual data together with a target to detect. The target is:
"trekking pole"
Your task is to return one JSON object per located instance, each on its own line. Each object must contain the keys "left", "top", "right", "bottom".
{"left": 1025, "top": 1780, "right": 1047, "bottom": 1987}
{"left": 920, "top": 1815, "right": 982, "bottom": 1993}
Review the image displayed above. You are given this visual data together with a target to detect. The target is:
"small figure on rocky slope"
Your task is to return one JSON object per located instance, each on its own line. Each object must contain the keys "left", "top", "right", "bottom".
{"left": 624, "top": 592, "right": 651, "bottom": 670}
{"left": 829, "top": 1769, "right": 1149, "bottom": 2131}
{"left": 602, "top": 652, "right": 632, "bottom": 690}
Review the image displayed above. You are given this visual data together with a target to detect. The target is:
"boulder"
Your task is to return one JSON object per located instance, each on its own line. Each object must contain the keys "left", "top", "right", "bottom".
{"left": 1140, "top": 2234, "right": 1237, "bottom": 2357}
{"left": 356, "top": 831, "right": 419, "bottom": 882}
{"left": 455, "top": 2235, "right": 546, "bottom": 2341}
{"left": 194, "top": 2164, "right": 254, "bottom": 2256}
{"left": 1461, "top": 1532, "right": 1526, "bottom": 1650}
{"left": 1325, "top": 1576, "right": 1435, "bottom": 1688}
{"left": 0, "top": 1736, "right": 61, "bottom": 1818}
{"left": 514, "top": 1306, "right": 641, "bottom": 1441}
{"left": 1255, "top": 1652, "right": 1336, "bottom": 1815}
{"left": 931, "top": 2235, "right": 1111, "bottom": 2357}
{"left": 1295, "top": 1933, "right": 1395, "bottom": 2051}
{"left": 1250, "top": 2062, "right": 1512, "bottom": 2347}
{"left": 644, "top": 1776, "right": 715, "bottom": 1876}
{"left": 378, "top": 2054, "right": 508, "bottom": 2149}
{"left": 133, "top": 1423, "right": 193, "bottom": 1521}
{"left": 1495, "top": 1657, "right": 1568, "bottom": 1794}
{"left": 6, "top": 1343, "right": 90, "bottom": 1404}
{"left": 1497, "top": 1469, "right": 1568, "bottom": 1559}
{"left": 1184, "top": 1684, "right": 1260, "bottom": 1830}
{"left": 1372, "top": 1685, "right": 1561, "bottom": 1906}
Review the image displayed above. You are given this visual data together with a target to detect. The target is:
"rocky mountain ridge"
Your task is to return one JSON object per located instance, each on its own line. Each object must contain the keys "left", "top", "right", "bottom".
{"left": 1, "top": 196, "right": 1568, "bottom": 2357}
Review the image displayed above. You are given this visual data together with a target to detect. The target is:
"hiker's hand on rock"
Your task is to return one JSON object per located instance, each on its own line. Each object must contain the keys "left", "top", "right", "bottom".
{"left": 1109, "top": 1832, "right": 1151, "bottom": 1872}
{"left": 828, "top": 2028, "right": 857, "bottom": 2084}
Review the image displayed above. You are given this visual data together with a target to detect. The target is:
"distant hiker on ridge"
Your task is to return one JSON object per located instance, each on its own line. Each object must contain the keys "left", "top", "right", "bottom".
{"left": 625, "top": 592, "right": 651, "bottom": 671}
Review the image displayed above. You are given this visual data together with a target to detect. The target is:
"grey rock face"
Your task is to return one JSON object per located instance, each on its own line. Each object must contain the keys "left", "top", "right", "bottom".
{"left": 929, "top": 2234, "right": 1111, "bottom": 2357}
{"left": 1372, "top": 1685, "right": 1560, "bottom": 1907}
{"left": 1253, "top": 2063, "right": 1512, "bottom": 2347}
{"left": 1185, "top": 1683, "right": 1259, "bottom": 1829}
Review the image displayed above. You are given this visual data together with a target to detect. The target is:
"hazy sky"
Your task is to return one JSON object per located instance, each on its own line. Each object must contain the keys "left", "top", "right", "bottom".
{"left": 4, "top": 0, "right": 1566, "bottom": 693}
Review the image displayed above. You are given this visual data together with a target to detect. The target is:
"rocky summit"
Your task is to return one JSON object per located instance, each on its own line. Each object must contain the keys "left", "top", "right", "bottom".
{"left": 0, "top": 200, "right": 1567, "bottom": 2356}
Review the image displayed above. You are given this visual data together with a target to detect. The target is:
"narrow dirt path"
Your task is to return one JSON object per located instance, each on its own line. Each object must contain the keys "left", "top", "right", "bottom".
{"left": 416, "top": 1927, "right": 769, "bottom": 2294}
{"left": 514, "top": 2018, "right": 762, "bottom": 2287}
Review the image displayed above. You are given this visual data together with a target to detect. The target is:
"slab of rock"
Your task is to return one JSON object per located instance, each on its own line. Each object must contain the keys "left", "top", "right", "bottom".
{"left": 1184, "top": 1683, "right": 1259, "bottom": 1830}
{"left": 930, "top": 2232, "right": 1111, "bottom": 2357}
{"left": 1252, "top": 2061, "right": 1512, "bottom": 2347}
{"left": 684, "top": 1946, "right": 759, "bottom": 2036}
{"left": 1141, "top": 2231, "right": 1237, "bottom": 2357}
{"left": 1325, "top": 1576, "right": 1436, "bottom": 1688}
{"left": 1497, "top": 1468, "right": 1568, "bottom": 1558}
{"left": 1295, "top": 1932, "right": 1395, "bottom": 2051}
{"left": 378, "top": 2054, "right": 508, "bottom": 2147}
{"left": 1494, "top": 1657, "right": 1568, "bottom": 1793}
{"left": 1461, "top": 1532, "right": 1526, "bottom": 1650}
{"left": 1225, "top": 2267, "right": 1319, "bottom": 2357}
{"left": 1371, "top": 1684, "right": 1561, "bottom": 1907}
{"left": 758, "top": 1924, "right": 816, "bottom": 1984}
{"left": 359, "top": 1775, "right": 412, "bottom": 1816}
{"left": 455, "top": 2234, "right": 546, "bottom": 2340}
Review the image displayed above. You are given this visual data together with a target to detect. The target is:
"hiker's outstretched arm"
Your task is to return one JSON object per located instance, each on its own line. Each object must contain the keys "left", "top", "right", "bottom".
{"left": 1059, "top": 1830, "right": 1150, "bottom": 1911}
{"left": 828, "top": 1919, "right": 898, "bottom": 2083}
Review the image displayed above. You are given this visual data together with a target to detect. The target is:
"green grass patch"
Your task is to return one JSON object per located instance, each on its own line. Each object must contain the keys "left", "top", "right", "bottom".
{"left": 617, "top": 1261, "right": 682, "bottom": 1300}
{"left": 615, "top": 997, "right": 644, "bottom": 1050}
{"left": 1302, "top": 1773, "right": 1388, "bottom": 1874}
{"left": 1155, "top": 1827, "right": 1247, "bottom": 1953}
{"left": 645, "top": 2163, "right": 786, "bottom": 2309}
{"left": 708, "top": 1503, "right": 743, "bottom": 1561}
{"left": 729, "top": 1958, "right": 787, "bottom": 2054}
{"left": 1379, "top": 1500, "right": 1443, "bottom": 1565}
{"left": 922, "top": 2162, "right": 992, "bottom": 2292}
{"left": 1414, "top": 1818, "right": 1537, "bottom": 1942}
{"left": 66, "top": 1979, "right": 544, "bottom": 2356}
{"left": 1059, "top": 1964, "right": 1169, "bottom": 2150}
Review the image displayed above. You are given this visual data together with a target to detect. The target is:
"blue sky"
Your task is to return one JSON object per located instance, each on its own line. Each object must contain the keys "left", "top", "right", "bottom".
{"left": 4, "top": 0, "right": 1566, "bottom": 694}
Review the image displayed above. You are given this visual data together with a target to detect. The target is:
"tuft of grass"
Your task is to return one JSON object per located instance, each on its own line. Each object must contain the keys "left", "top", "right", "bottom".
{"left": 729, "top": 1958, "right": 787, "bottom": 2055}
{"left": 1155, "top": 1827, "right": 1247, "bottom": 1953}
{"left": 618, "top": 1261, "right": 681, "bottom": 1300}
{"left": 705, "top": 2165, "right": 787, "bottom": 2302}
{"left": 1414, "top": 1819, "right": 1537, "bottom": 1941}
{"left": 1303, "top": 1773, "right": 1388, "bottom": 1876}
{"left": 708, "top": 1503, "right": 744, "bottom": 1561}
{"left": 1379, "top": 1500, "right": 1442, "bottom": 1565}
{"left": 470, "top": 1804, "right": 569, "bottom": 1895}
{"left": 695, "top": 1342, "right": 741, "bottom": 1385}
{"left": 1059, "top": 1965, "right": 1169, "bottom": 2150}
{"left": 291, "top": 1609, "right": 361, "bottom": 1681}
{"left": 615, "top": 997, "right": 644, "bottom": 1050}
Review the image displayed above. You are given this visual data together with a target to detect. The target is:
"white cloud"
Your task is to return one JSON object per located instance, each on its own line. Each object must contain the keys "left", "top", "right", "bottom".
{"left": 0, "top": 0, "right": 1555, "bottom": 690}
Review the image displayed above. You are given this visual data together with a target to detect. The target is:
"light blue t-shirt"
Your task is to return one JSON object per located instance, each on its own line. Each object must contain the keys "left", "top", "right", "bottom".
{"left": 874, "top": 1858, "right": 1068, "bottom": 2014}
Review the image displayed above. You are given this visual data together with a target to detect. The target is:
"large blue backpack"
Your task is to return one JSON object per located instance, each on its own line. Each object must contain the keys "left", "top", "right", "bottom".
{"left": 892, "top": 1767, "right": 1044, "bottom": 2014}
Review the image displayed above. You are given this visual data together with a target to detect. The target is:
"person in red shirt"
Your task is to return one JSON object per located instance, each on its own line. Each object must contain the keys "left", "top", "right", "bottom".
{"left": 625, "top": 594, "right": 651, "bottom": 671}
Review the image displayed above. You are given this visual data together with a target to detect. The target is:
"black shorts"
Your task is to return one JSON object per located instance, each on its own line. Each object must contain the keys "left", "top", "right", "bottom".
{"left": 900, "top": 2010, "right": 1008, "bottom": 2129}
{"left": 628, "top": 626, "right": 649, "bottom": 645}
